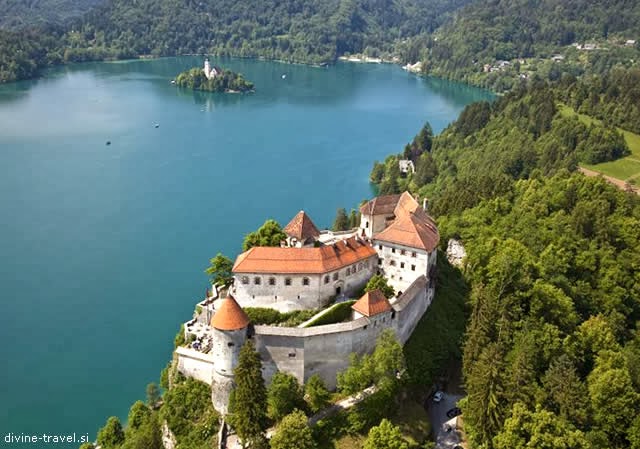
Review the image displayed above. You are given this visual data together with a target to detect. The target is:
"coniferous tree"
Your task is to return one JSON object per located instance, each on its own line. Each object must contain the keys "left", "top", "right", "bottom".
{"left": 96, "top": 417, "right": 125, "bottom": 449}
{"left": 231, "top": 340, "right": 268, "bottom": 446}
{"left": 332, "top": 208, "right": 349, "bottom": 231}
{"left": 304, "top": 374, "right": 330, "bottom": 413}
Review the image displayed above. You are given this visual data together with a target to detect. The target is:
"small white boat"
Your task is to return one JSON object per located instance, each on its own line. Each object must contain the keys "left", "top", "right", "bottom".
{"left": 282, "top": 74, "right": 286, "bottom": 79}
{"left": 154, "top": 124, "right": 159, "bottom": 128}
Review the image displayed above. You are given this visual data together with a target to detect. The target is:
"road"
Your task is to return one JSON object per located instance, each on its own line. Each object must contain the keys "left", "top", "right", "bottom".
{"left": 426, "top": 392, "right": 463, "bottom": 449}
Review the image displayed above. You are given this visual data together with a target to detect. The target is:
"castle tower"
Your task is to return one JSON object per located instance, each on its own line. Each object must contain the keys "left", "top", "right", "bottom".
{"left": 204, "top": 58, "right": 211, "bottom": 79}
{"left": 210, "top": 295, "right": 250, "bottom": 414}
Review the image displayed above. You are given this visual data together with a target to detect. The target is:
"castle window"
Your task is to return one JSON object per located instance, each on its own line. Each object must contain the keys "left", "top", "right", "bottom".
{"left": 285, "top": 278, "right": 292, "bottom": 286}
{"left": 227, "top": 342, "right": 235, "bottom": 347}
{"left": 365, "top": 221, "right": 369, "bottom": 228}
{"left": 333, "top": 272, "right": 339, "bottom": 281}
{"left": 378, "top": 259, "right": 382, "bottom": 265}
{"left": 269, "top": 277, "right": 276, "bottom": 286}
{"left": 378, "top": 245, "right": 382, "bottom": 250}
{"left": 254, "top": 277, "right": 261, "bottom": 285}
{"left": 401, "top": 250, "right": 406, "bottom": 255}
{"left": 358, "top": 263, "right": 363, "bottom": 272}
{"left": 365, "top": 260, "right": 369, "bottom": 268}
{"left": 303, "top": 277, "right": 310, "bottom": 286}
{"left": 400, "top": 262, "right": 405, "bottom": 269}
{"left": 391, "top": 311, "right": 396, "bottom": 319}
{"left": 241, "top": 276, "right": 249, "bottom": 285}
{"left": 288, "top": 352, "right": 296, "bottom": 358}
{"left": 411, "top": 252, "right": 417, "bottom": 257}
{"left": 324, "top": 275, "right": 330, "bottom": 284}
{"left": 390, "top": 260, "right": 396, "bottom": 266}
{"left": 346, "top": 268, "right": 351, "bottom": 276}
{"left": 391, "top": 248, "right": 396, "bottom": 253}
{"left": 411, "top": 265, "right": 416, "bottom": 271}
{"left": 363, "top": 325, "right": 368, "bottom": 330}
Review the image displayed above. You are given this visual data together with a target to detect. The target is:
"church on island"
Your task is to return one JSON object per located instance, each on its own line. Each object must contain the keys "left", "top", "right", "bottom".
{"left": 175, "top": 191, "right": 440, "bottom": 414}
{"left": 203, "top": 58, "right": 220, "bottom": 80}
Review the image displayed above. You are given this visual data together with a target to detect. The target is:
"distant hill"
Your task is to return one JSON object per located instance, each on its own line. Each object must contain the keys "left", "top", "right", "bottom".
{"left": 417, "top": 0, "right": 640, "bottom": 88}
{"left": 73, "top": 0, "right": 472, "bottom": 64}
{"left": 0, "top": 0, "right": 103, "bottom": 29}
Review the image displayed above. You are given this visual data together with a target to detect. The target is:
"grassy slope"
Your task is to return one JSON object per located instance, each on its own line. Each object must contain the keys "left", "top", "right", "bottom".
{"left": 559, "top": 104, "right": 640, "bottom": 183}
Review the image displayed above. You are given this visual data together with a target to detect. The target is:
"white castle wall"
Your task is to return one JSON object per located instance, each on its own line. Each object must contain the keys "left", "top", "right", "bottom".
{"left": 175, "top": 276, "right": 431, "bottom": 411}
{"left": 175, "top": 347, "right": 215, "bottom": 385}
{"left": 374, "top": 241, "right": 436, "bottom": 294}
{"left": 232, "top": 256, "right": 377, "bottom": 312}
{"left": 254, "top": 276, "right": 429, "bottom": 390}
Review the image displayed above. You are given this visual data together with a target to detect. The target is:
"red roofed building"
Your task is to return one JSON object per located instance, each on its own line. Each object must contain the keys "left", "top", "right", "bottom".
{"left": 283, "top": 210, "right": 321, "bottom": 247}
{"left": 359, "top": 191, "right": 420, "bottom": 238}
{"left": 351, "top": 289, "right": 392, "bottom": 319}
{"left": 360, "top": 191, "right": 439, "bottom": 293}
{"left": 232, "top": 236, "right": 378, "bottom": 311}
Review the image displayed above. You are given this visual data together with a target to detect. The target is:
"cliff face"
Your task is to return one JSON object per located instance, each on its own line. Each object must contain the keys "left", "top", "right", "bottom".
{"left": 161, "top": 420, "right": 177, "bottom": 449}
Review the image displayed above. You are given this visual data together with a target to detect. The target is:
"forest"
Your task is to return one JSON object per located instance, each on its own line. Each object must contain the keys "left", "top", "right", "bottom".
{"left": 369, "top": 69, "right": 640, "bottom": 448}
{"left": 412, "top": 0, "right": 640, "bottom": 90}
{"left": 0, "top": 0, "right": 470, "bottom": 82}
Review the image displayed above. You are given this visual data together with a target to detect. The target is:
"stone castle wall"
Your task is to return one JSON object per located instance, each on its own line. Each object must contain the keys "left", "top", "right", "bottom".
{"left": 254, "top": 275, "right": 430, "bottom": 389}
{"left": 176, "top": 275, "right": 431, "bottom": 396}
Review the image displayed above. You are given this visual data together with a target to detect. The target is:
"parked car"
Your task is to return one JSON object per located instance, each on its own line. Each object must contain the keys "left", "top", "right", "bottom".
{"left": 433, "top": 391, "right": 444, "bottom": 402}
{"left": 447, "top": 406, "right": 462, "bottom": 418}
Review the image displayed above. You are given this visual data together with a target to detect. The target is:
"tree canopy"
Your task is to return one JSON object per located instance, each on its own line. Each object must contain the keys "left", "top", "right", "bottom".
{"left": 243, "top": 219, "right": 287, "bottom": 251}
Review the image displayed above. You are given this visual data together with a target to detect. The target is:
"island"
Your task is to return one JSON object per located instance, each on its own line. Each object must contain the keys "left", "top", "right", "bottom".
{"left": 174, "top": 58, "right": 254, "bottom": 93}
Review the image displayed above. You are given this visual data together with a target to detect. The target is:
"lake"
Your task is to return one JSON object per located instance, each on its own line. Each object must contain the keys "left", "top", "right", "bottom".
{"left": 0, "top": 56, "right": 491, "bottom": 445}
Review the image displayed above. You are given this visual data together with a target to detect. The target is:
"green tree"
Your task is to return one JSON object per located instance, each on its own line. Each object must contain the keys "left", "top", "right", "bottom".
{"left": 348, "top": 209, "right": 359, "bottom": 229}
{"left": 231, "top": 340, "right": 268, "bottom": 446}
{"left": 127, "top": 401, "right": 151, "bottom": 432}
{"left": 629, "top": 415, "right": 640, "bottom": 449}
{"left": 365, "top": 275, "right": 395, "bottom": 298}
{"left": 267, "top": 372, "right": 305, "bottom": 422}
{"left": 243, "top": 219, "right": 287, "bottom": 251}
{"left": 588, "top": 351, "right": 640, "bottom": 442}
{"left": 364, "top": 419, "right": 408, "bottom": 449}
{"left": 370, "top": 162, "right": 385, "bottom": 184}
{"left": 332, "top": 208, "right": 349, "bottom": 231}
{"left": 270, "top": 410, "right": 316, "bottom": 449}
{"left": 493, "top": 403, "right": 591, "bottom": 449}
{"left": 79, "top": 444, "right": 95, "bottom": 449}
{"left": 96, "top": 417, "right": 125, "bottom": 449}
{"left": 464, "top": 343, "right": 507, "bottom": 447}
{"left": 146, "top": 383, "right": 160, "bottom": 408}
{"left": 205, "top": 253, "right": 234, "bottom": 287}
{"left": 304, "top": 374, "right": 330, "bottom": 413}
{"left": 121, "top": 412, "right": 163, "bottom": 449}
{"left": 542, "top": 355, "right": 589, "bottom": 426}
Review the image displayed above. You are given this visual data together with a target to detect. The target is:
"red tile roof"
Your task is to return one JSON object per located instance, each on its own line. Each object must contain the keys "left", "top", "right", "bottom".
{"left": 210, "top": 295, "right": 251, "bottom": 331}
{"left": 360, "top": 193, "right": 402, "bottom": 215}
{"left": 359, "top": 191, "right": 420, "bottom": 217}
{"left": 352, "top": 289, "right": 392, "bottom": 317}
{"left": 232, "top": 237, "right": 377, "bottom": 274}
{"left": 373, "top": 209, "right": 439, "bottom": 251}
{"left": 283, "top": 210, "right": 320, "bottom": 241}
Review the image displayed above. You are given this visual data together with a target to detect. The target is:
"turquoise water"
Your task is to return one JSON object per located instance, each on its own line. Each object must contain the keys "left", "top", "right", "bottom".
{"left": 0, "top": 56, "right": 491, "bottom": 446}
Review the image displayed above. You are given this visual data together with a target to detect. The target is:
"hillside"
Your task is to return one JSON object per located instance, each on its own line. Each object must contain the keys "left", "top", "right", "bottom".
{"left": 0, "top": 0, "right": 102, "bottom": 29}
{"left": 414, "top": 0, "right": 640, "bottom": 90}
{"left": 74, "top": 0, "right": 471, "bottom": 63}
{"left": 369, "top": 73, "right": 640, "bottom": 449}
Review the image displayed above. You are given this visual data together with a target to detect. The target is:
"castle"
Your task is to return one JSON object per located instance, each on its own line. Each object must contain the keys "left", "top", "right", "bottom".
{"left": 175, "top": 191, "right": 439, "bottom": 414}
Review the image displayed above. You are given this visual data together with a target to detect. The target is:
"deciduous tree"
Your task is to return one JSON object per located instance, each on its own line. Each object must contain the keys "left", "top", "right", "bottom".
{"left": 270, "top": 410, "right": 316, "bottom": 449}
{"left": 364, "top": 419, "right": 408, "bottom": 449}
